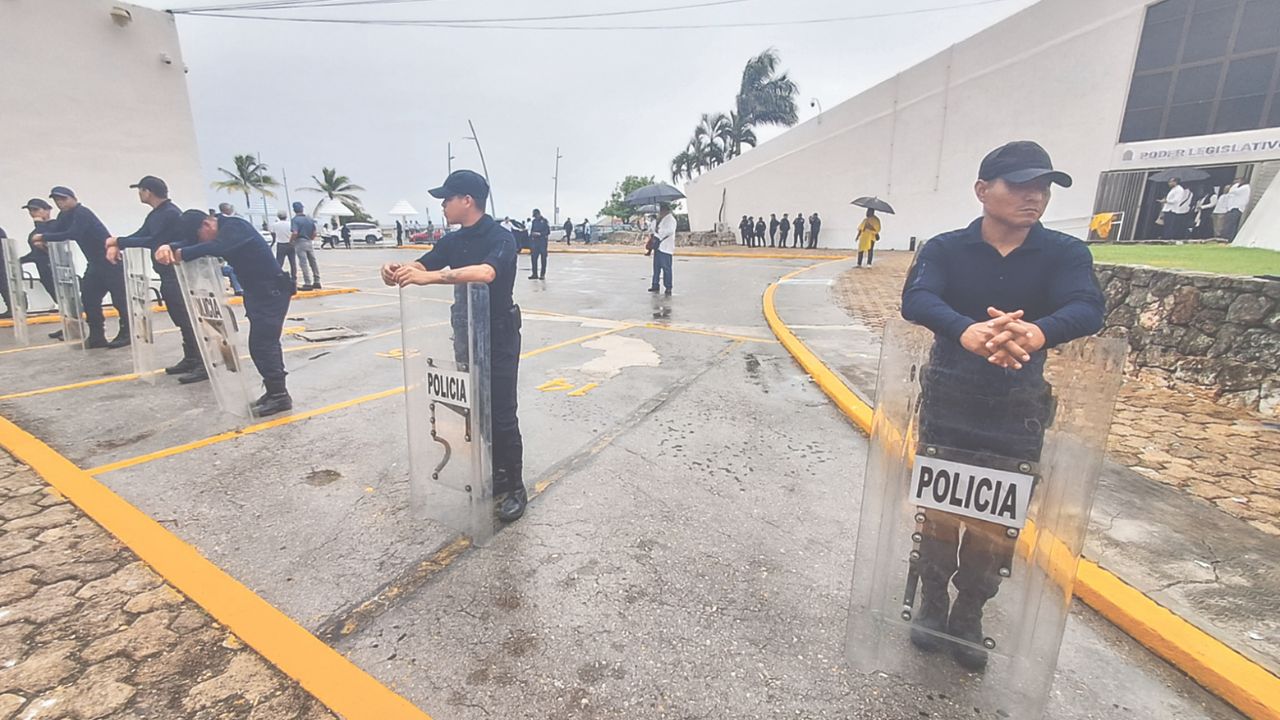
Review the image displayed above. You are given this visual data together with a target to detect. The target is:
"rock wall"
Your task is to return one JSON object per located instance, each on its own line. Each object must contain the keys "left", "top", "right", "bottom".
{"left": 1096, "top": 263, "right": 1279, "bottom": 416}
{"left": 598, "top": 230, "right": 737, "bottom": 247}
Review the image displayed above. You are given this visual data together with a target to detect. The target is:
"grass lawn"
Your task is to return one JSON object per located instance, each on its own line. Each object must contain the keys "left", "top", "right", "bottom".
{"left": 1089, "top": 244, "right": 1280, "bottom": 276}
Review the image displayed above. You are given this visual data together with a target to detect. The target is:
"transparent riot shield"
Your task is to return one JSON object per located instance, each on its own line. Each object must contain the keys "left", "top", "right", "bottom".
{"left": 48, "top": 241, "right": 86, "bottom": 346}
{"left": 2, "top": 236, "right": 29, "bottom": 346}
{"left": 399, "top": 282, "right": 495, "bottom": 545}
{"left": 846, "top": 319, "right": 1125, "bottom": 719}
{"left": 175, "top": 257, "right": 254, "bottom": 418}
{"left": 123, "top": 248, "right": 159, "bottom": 383}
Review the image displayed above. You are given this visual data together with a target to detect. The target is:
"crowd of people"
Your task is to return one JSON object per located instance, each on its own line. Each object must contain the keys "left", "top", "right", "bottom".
{"left": 1155, "top": 175, "right": 1252, "bottom": 241}
{"left": 738, "top": 212, "right": 823, "bottom": 249}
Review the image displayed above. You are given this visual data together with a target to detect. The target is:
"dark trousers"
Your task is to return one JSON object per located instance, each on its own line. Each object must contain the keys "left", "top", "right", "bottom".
{"left": 492, "top": 308, "right": 524, "bottom": 494}
{"left": 1161, "top": 212, "right": 1190, "bottom": 240}
{"left": 769, "top": 229, "right": 777, "bottom": 247}
{"left": 858, "top": 248, "right": 874, "bottom": 266}
{"left": 792, "top": 229, "right": 802, "bottom": 248}
{"left": 276, "top": 243, "right": 297, "bottom": 283}
{"left": 809, "top": 228, "right": 819, "bottom": 249}
{"left": 242, "top": 278, "right": 292, "bottom": 386}
{"left": 650, "top": 249, "right": 672, "bottom": 290}
{"left": 81, "top": 262, "right": 127, "bottom": 336}
{"left": 529, "top": 237, "right": 548, "bottom": 277}
{"left": 28, "top": 256, "right": 54, "bottom": 299}
{"left": 1224, "top": 209, "right": 1243, "bottom": 240}
{"left": 157, "top": 268, "right": 199, "bottom": 360}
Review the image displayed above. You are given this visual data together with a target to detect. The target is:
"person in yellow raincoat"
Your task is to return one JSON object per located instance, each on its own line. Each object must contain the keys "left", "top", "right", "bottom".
{"left": 856, "top": 208, "right": 881, "bottom": 267}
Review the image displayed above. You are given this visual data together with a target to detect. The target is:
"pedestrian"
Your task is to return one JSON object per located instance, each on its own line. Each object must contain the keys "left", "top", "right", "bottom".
{"left": 739, "top": 215, "right": 751, "bottom": 246}
{"left": 339, "top": 222, "right": 351, "bottom": 249}
{"left": 395, "top": 219, "right": 404, "bottom": 247}
{"left": 290, "top": 202, "right": 321, "bottom": 290}
{"left": 105, "top": 175, "right": 205, "bottom": 381}
{"left": 563, "top": 217, "right": 574, "bottom": 245}
{"left": 159, "top": 209, "right": 296, "bottom": 417}
{"left": 1211, "top": 184, "right": 1231, "bottom": 238}
{"left": 769, "top": 213, "right": 779, "bottom": 247}
{"left": 379, "top": 169, "right": 527, "bottom": 522}
{"left": 779, "top": 214, "right": 791, "bottom": 249}
{"left": 1221, "top": 176, "right": 1251, "bottom": 240}
{"left": 30, "top": 187, "right": 128, "bottom": 348}
{"left": 218, "top": 202, "right": 236, "bottom": 218}
{"left": 647, "top": 202, "right": 676, "bottom": 296}
{"left": 1160, "top": 177, "right": 1192, "bottom": 240}
{"left": 856, "top": 208, "right": 881, "bottom": 267}
{"left": 222, "top": 263, "right": 244, "bottom": 295}
{"left": 809, "top": 212, "right": 822, "bottom": 249}
{"left": 792, "top": 212, "right": 805, "bottom": 249}
{"left": 270, "top": 211, "right": 297, "bottom": 286}
{"left": 18, "top": 200, "right": 56, "bottom": 303}
{"left": 901, "top": 140, "right": 1104, "bottom": 672}
{"left": 754, "top": 217, "right": 766, "bottom": 248}
{"left": 529, "top": 209, "right": 550, "bottom": 279}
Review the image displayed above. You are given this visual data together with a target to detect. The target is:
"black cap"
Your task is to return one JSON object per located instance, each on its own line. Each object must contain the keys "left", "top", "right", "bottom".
{"left": 129, "top": 175, "right": 169, "bottom": 197}
{"left": 978, "top": 141, "right": 1072, "bottom": 188}
{"left": 177, "top": 209, "right": 212, "bottom": 243}
{"left": 49, "top": 186, "right": 76, "bottom": 200}
{"left": 428, "top": 170, "right": 489, "bottom": 204}
{"left": 21, "top": 198, "right": 52, "bottom": 211}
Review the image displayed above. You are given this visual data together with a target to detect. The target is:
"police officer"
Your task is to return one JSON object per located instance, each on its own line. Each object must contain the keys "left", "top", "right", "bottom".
{"left": 156, "top": 209, "right": 296, "bottom": 417}
{"left": 20, "top": 199, "right": 57, "bottom": 303}
{"left": 808, "top": 212, "right": 822, "bottom": 249}
{"left": 900, "top": 140, "right": 1104, "bottom": 671}
{"left": 379, "top": 170, "right": 527, "bottom": 522}
{"left": 778, "top": 213, "right": 790, "bottom": 249}
{"left": 792, "top": 212, "right": 805, "bottom": 249}
{"left": 754, "top": 217, "right": 766, "bottom": 248}
{"left": 528, "top": 209, "right": 549, "bottom": 280}
{"left": 105, "top": 176, "right": 206, "bottom": 382}
{"left": 768, "top": 213, "right": 779, "bottom": 247}
{"left": 31, "top": 187, "right": 128, "bottom": 348}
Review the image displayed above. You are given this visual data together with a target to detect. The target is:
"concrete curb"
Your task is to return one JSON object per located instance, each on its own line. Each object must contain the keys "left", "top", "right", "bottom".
{"left": 0, "top": 287, "right": 359, "bottom": 328}
{"left": 762, "top": 259, "right": 1280, "bottom": 720}
{"left": 382, "top": 243, "right": 855, "bottom": 260}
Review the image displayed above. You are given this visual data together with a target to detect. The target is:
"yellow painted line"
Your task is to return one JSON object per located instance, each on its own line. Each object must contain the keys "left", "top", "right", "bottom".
{"left": 288, "top": 301, "right": 400, "bottom": 318}
{"left": 537, "top": 378, "right": 574, "bottom": 392}
{"left": 0, "top": 370, "right": 161, "bottom": 401}
{"left": 0, "top": 417, "right": 432, "bottom": 720}
{"left": 0, "top": 287, "right": 360, "bottom": 328}
{"left": 762, "top": 259, "right": 1280, "bottom": 720}
{"left": 0, "top": 340, "right": 63, "bottom": 355}
{"left": 520, "top": 325, "right": 631, "bottom": 359}
{"left": 567, "top": 382, "right": 598, "bottom": 397}
{"left": 638, "top": 322, "right": 776, "bottom": 344}
{"left": 389, "top": 243, "right": 855, "bottom": 260}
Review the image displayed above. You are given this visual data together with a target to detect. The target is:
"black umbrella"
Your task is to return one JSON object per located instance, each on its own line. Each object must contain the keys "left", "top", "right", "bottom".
{"left": 625, "top": 182, "right": 686, "bottom": 206}
{"left": 1148, "top": 168, "right": 1210, "bottom": 183}
{"left": 851, "top": 196, "right": 895, "bottom": 214}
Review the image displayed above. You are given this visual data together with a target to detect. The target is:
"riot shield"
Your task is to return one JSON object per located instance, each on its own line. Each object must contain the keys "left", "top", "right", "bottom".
{"left": 2, "top": 236, "right": 29, "bottom": 346}
{"left": 123, "top": 248, "right": 159, "bottom": 383}
{"left": 175, "top": 257, "right": 254, "bottom": 418}
{"left": 846, "top": 319, "right": 1124, "bottom": 719}
{"left": 399, "top": 282, "right": 496, "bottom": 545}
{"left": 48, "top": 241, "right": 86, "bottom": 346}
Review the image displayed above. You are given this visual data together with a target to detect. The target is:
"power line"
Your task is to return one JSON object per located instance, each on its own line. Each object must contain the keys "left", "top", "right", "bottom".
{"left": 175, "top": 0, "right": 745, "bottom": 19}
{"left": 176, "top": 0, "right": 1018, "bottom": 29}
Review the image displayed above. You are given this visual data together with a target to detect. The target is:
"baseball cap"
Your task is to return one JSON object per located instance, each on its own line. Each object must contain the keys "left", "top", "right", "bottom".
{"left": 129, "top": 176, "right": 169, "bottom": 197}
{"left": 428, "top": 170, "right": 489, "bottom": 204}
{"left": 292, "top": 201, "right": 305, "bottom": 212}
{"left": 978, "top": 141, "right": 1072, "bottom": 188}
{"left": 49, "top": 186, "right": 76, "bottom": 200}
{"left": 21, "top": 198, "right": 52, "bottom": 211}
{"left": 177, "top": 209, "right": 212, "bottom": 243}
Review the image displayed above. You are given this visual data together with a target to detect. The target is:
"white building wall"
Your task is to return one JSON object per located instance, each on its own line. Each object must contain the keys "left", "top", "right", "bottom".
{"left": 685, "top": 0, "right": 1152, "bottom": 249}
{"left": 0, "top": 0, "right": 203, "bottom": 239}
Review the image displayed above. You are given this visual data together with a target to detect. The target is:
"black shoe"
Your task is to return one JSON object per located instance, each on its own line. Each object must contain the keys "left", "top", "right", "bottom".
{"left": 538, "top": 274, "right": 545, "bottom": 279}
{"left": 909, "top": 589, "right": 950, "bottom": 653}
{"left": 251, "top": 392, "right": 293, "bottom": 417}
{"left": 948, "top": 594, "right": 989, "bottom": 672}
{"left": 48, "top": 329, "right": 64, "bottom": 341}
{"left": 528, "top": 274, "right": 539, "bottom": 279}
{"left": 496, "top": 487, "right": 528, "bottom": 522}
{"left": 663, "top": 289, "right": 672, "bottom": 296}
{"left": 178, "top": 365, "right": 209, "bottom": 384}
{"left": 647, "top": 286, "right": 659, "bottom": 293}
{"left": 165, "top": 357, "right": 200, "bottom": 375}
{"left": 233, "top": 290, "right": 244, "bottom": 297}
{"left": 106, "top": 332, "right": 131, "bottom": 349}
{"left": 0, "top": 311, "right": 11, "bottom": 320}
{"left": 85, "top": 334, "right": 109, "bottom": 349}
{"left": 312, "top": 282, "right": 322, "bottom": 290}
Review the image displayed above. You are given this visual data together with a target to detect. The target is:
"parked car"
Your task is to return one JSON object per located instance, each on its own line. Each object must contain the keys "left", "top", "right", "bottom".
{"left": 409, "top": 228, "right": 445, "bottom": 244}
{"left": 344, "top": 221, "right": 382, "bottom": 244}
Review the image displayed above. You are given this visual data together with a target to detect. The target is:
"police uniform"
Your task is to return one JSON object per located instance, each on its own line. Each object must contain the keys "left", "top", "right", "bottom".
{"left": 21, "top": 204, "right": 56, "bottom": 300}
{"left": 792, "top": 214, "right": 805, "bottom": 248}
{"left": 37, "top": 188, "right": 127, "bottom": 346}
{"left": 528, "top": 213, "right": 550, "bottom": 279}
{"left": 778, "top": 216, "right": 790, "bottom": 248}
{"left": 414, "top": 213, "right": 524, "bottom": 503}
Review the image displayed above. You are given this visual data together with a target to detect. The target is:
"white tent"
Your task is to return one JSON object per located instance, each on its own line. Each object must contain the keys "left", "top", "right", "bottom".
{"left": 315, "top": 197, "right": 354, "bottom": 218}
{"left": 1232, "top": 185, "right": 1279, "bottom": 251}
{"left": 388, "top": 199, "right": 418, "bottom": 217}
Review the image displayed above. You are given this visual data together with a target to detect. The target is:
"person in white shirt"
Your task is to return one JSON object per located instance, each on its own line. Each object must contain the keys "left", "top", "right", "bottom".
{"left": 1160, "top": 177, "right": 1192, "bottom": 240}
{"left": 1212, "top": 184, "right": 1232, "bottom": 237}
{"left": 1222, "top": 176, "right": 1251, "bottom": 241}
{"left": 270, "top": 211, "right": 297, "bottom": 286}
{"left": 1194, "top": 186, "right": 1217, "bottom": 238}
{"left": 647, "top": 202, "right": 676, "bottom": 296}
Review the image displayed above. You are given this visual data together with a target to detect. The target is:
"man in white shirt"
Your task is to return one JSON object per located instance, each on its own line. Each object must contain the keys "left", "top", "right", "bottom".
{"left": 1222, "top": 176, "right": 1251, "bottom": 241}
{"left": 270, "top": 211, "right": 297, "bottom": 286}
{"left": 647, "top": 202, "right": 676, "bottom": 296}
{"left": 1212, "top": 184, "right": 1232, "bottom": 237}
{"left": 1160, "top": 177, "right": 1192, "bottom": 240}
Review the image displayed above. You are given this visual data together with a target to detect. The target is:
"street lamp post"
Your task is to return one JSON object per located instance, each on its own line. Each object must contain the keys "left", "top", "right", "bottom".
{"left": 552, "top": 146, "right": 563, "bottom": 225}
{"left": 447, "top": 142, "right": 456, "bottom": 175}
{"left": 464, "top": 119, "right": 494, "bottom": 216}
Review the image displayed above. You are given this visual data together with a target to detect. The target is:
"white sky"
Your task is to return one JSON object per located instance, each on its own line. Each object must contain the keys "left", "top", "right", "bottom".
{"left": 136, "top": 0, "right": 1039, "bottom": 225}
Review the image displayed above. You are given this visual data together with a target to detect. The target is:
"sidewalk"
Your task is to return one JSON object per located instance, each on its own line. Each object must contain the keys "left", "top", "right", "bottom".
{"left": 0, "top": 449, "right": 335, "bottom": 719}
{"left": 771, "top": 253, "right": 1280, "bottom": 681}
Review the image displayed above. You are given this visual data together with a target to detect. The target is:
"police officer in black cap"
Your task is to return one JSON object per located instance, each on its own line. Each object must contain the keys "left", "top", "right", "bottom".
{"left": 31, "top": 187, "right": 129, "bottom": 348}
{"left": 379, "top": 169, "right": 527, "bottom": 522}
{"left": 156, "top": 209, "right": 295, "bottom": 417}
{"left": 105, "top": 176, "right": 206, "bottom": 382}
{"left": 19, "top": 200, "right": 57, "bottom": 304}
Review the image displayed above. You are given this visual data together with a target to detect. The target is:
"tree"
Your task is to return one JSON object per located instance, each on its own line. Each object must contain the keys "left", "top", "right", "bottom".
{"left": 670, "top": 150, "right": 697, "bottom": 182}
{"left": 735, "top": 48, "right": 799, "bottom": 130}
{"left": 598, "top": 174, "right": 656, "bottom": 220}
{"left": 718, "top": 111, "right": 758, "bottom": 160}
{"left": 301, "top": 167, "right": 367, "bottom": 218}
{"left": 211, "top": 154, "right": 278, "bottom": 209}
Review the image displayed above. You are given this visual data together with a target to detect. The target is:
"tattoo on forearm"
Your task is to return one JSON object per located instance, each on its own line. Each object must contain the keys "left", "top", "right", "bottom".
{"left": 441, "top": 269, "right": 457, "bottom": 282}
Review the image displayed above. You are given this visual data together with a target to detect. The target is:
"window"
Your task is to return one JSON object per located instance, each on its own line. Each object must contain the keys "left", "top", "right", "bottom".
{"left": 1120, "top": 0, "right": 1280, "bottom": 142}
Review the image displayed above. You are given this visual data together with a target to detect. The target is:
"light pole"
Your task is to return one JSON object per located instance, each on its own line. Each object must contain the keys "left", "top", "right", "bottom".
{"left": 810, "top": 98, "right": 823, "bottom": 123}
{"left": 447, "top": 142, "right": 455, "bottom": 175}
{"left": 464, "top": 119, "right": 494, "bottom": 216}
{"left": 552, "top": 147, "right": 563, "bottom": 225}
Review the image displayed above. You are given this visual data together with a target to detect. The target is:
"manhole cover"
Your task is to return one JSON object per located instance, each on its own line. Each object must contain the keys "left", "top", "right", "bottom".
{"left": 295, "top": 326, "right": 365, "bottom": 342}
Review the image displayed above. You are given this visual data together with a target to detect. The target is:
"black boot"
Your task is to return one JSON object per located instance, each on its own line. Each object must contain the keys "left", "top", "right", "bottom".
{"left": 910, "top": 584, "right": 951, "bottom": 653}
{"left": 494, "top": 467, "right": 528, "bottom": 522}
{"left": 166, "top": 354, "right": 200, "bottom": 375}
{"left": 251, "top": 379, "right": 292, "bottom": 417}
{"left": 48, "top": 329, "right": 64, "bottom": 340}
{"left": 106, "top": 330, "right": 131, "bottom": 349}
{"left": 948, "top": 593, "right": 990, "bottom": 671}
{"left": 85, "top": 329, "right": 109, "bottom": 349}
{"left": 178, "top": 364, "right": 209, "bottom": 384}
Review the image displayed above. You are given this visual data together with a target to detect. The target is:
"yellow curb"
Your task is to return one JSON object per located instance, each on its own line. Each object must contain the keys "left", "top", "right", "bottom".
{"left": 391, "top": 242, "right": 853, "bottom": 260}
{"left": 0, "top": 287, "right": 359, "bottom": 328}
{"left": 763, "top": 259, "right": 1280, "bottom": 720}
{"left": 0, "top": 415, "right": 432, "bottom": 720}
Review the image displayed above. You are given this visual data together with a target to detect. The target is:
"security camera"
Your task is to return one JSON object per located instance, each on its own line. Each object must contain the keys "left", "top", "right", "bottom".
{"left": 160, "top": 53, "right": 173, "bottom": 65}
{"left": 110, "top": 6, "right": 132, "bottom": 26}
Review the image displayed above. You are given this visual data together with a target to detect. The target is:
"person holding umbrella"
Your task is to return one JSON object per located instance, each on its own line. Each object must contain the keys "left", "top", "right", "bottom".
{"left": 648, "top": 202, "right": 676, "bottom": 295}
{"left": 857, "top": 209, "right": 881, "bottom": 267}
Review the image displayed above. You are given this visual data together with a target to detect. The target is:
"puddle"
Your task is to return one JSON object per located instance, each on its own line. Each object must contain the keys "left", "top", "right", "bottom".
{"left": 577, "top": 335, "right": 660, "bottom": 378}
{"left": 305, "top": 468, "right": 343, "bottom": 487}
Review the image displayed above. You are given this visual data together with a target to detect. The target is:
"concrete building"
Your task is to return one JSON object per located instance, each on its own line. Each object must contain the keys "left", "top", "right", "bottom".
{"left": 685, "top": 0, "right": 1280, "bottom": 251}
{"left": 0, "top": 0, "right": 203, "bottom": 241}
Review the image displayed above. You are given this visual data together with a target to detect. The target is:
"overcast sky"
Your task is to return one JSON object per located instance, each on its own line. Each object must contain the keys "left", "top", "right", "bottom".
{"left": 136, "top": 0, "right": 1037, "bottom": 225}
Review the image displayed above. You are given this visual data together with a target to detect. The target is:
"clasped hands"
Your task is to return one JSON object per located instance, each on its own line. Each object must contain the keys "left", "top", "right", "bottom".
{"left": 960, "top": 307, "right": 1046, "bottom": 371}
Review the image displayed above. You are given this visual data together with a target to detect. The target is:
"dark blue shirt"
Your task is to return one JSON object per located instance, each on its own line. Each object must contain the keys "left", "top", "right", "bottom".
{"left": 180, "top": 216, "right": 289, "bottom": 295}
{"left": 39, "top": 204, "right": 111, "bottom": 266}
{"left": 117, "top": 200, "right": 183, "bottom": 270}
{"left": 416, "top": 214, "right": 517, "bottom": 324}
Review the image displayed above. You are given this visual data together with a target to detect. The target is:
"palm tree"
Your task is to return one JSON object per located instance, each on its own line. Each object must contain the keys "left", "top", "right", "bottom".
{"left": 301, "top": 167, "right": 366, "bottom": 215}
{"left": 211, "top": 154, "right": 278, "bottom": 209}
{"left": 670, "top": 150, "right": 697, "bottom": 182}
{"left": 735, "top": 48, "right": 799, "bottom": 131}
{"left": 717, "top": 111, "right": 758, "bottom": 160}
